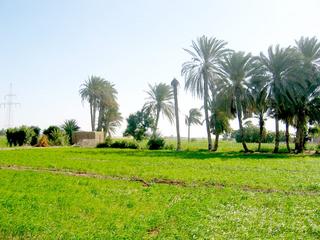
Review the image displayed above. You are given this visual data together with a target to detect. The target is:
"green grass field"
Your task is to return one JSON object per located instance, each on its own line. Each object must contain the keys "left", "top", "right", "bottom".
{"left": 0, "top": 140, "right": 320, "bottom": 239}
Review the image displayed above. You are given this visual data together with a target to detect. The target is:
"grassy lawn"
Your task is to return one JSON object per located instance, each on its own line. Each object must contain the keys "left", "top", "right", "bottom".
{"left": 0, "top": 141, "right": 320, "bottom": 238}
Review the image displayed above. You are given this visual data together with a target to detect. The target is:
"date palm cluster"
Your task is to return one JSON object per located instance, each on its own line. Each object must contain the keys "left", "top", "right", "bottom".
{"left": 79, "top": 36, "right": 320, "bottom": 153}
{"left": 79, "top": 76, "right": 122, "bottom": 136}
{"left": 181, "top": 36, "right": 320, "bottom": 153}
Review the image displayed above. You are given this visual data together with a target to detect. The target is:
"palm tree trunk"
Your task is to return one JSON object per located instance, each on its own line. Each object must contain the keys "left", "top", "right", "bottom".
{"left": 92, "top": 100, "right": 97, "bottom": 131}
{"left": 153, "top": 106, "right": 161, "bottom": 135}
{"left": 295, "top": 111, "right": 306, "bottom": 153}
{"left": 213, "top": 133, "right": 219, "bottom": 151}
{"left": 188, "top": 125, "right": 190, "bottom": 143}
{"left": 90, "top": 103, "right": 94, "bottom": 131}
{"left": 97, "top": 105, "right": 104, "bottom": 131}
{"left": 273, "top": 114, "right": 280, "bottom": 153}
{"left": 203, "top": 76, "right": 212, "bottom": 151}
{"left": 172, "top": 84, "right": 181, "bottom": 151}
{"left": 285, "top": 120, "right": 291, "bottom": 153}
{"left": 236, "top": 94, "right": 249, "bottom": 152}
{"left": 258, "top": 113, "right": 264, "bottom": 152}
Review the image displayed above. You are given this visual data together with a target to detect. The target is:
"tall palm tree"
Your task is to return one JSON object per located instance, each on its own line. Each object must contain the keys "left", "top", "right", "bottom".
{"left": 291, "top": 37, "right": 320, "bottom": 152}
{"left": 171, "top": 78, "right": 181, "bottom": 151}
{"left": 79, "top": 76, "right": 105, "bottom": 131}
{"left": 260, "top": 45, "right": 299, "bottom": 153}
{"left": 182, "top": 35, "right": 228, "bottom": 150}
{"left": 143, "top": 83, "right": 174, "bottom": 134}
{"left": 219, "top": 51, "right": 257, "bottom": 152}
{"left": 185, "top": 108, "right": 202, "bottom": 142}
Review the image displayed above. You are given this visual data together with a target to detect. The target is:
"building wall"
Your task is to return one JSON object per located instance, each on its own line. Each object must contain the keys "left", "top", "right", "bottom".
{"left": 72, "top": 131, "right": 105, "bottom": 147}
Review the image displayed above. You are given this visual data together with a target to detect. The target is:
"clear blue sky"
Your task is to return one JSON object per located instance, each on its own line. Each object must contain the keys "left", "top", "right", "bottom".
{"left": 0, "top": 0, "right": 319, "bottom": 137}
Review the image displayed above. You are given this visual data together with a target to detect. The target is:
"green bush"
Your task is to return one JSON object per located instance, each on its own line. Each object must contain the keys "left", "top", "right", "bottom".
{"left": 5, "top": 126, "right": 40, "bottom": 147}
{"left": 48, "top": 129, "right": 69, "bottom": 146}
{"left": 96, "top": 142, "right": 110, "bottom": 148}
{"left": 233, "top": 124, "right": 286, "bottom": 143}
{"left": 43, "top": 126, "right": 61, "bottom": 141}
{"left": 97, "top": 138, "right": 139, "bottom": 149}
{"left": 30, "top": 126, "right": 41, "bottom": 146}
{"left": 164, "top": 143, "right": 175, "bottom": 150}
{"left": 110, "top": 140, "right": 139, "bottom": 149}
{"left": 147, "top": 135, "right": 165, "bottom": 150}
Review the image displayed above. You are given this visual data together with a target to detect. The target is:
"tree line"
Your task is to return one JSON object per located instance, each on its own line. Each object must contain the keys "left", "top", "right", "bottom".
{"left": 80, "top": 35, "right": 320, "bottom": 153}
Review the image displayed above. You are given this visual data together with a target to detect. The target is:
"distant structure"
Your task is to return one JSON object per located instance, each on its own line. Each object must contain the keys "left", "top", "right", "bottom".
{"left": 72, "top": 131, "right": 105, "bottom": 147}
{"left": 0, "top": 83, "right": 20, "bottom": 129}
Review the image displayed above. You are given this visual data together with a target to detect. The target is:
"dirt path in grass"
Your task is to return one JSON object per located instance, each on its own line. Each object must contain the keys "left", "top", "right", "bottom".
{"left": 0, "top": 164, "right": 319, "bottom": 196}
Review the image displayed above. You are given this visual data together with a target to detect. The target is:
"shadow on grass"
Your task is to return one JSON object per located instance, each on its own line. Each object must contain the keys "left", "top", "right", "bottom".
{"left": 79, "top": 148, "right": 301, "bottom": 160}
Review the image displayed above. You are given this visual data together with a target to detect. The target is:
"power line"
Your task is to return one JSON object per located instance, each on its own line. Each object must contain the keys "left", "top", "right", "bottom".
{"left": 0, "top": 83, "right": 20, "bottom": 128}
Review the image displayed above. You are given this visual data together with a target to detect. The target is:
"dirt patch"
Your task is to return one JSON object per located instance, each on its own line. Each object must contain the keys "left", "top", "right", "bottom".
{"left": 152, "top": 178, "right": 186, "bottom": 186}
{"left": 147, "top": 227, "right": 160, "bottom": 237}
{"left": 0, "top": 165, "right": 319, "bottom": 196}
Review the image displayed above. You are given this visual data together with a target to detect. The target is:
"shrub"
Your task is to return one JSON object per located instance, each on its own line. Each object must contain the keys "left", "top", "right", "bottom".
{"left": 97, "top": 138, "right": 139, "bottom": 149}
{"left": 49, "top": 129, "right": 69, "bottom": 146}
{"left": 5, "top": 126, "right": 40, "bottom": 147}
{"left": 96, "top": 142, "right": 110, "bottom": 148}
{"left": 147, "top": 135, "right": 165, "bottom": 150}
{"left": 30, "top": 126, "right": 41, "bottom": 146}
{"left": 96, "top": 137, "right": 114, "bottom": 148}
{"left": 164, "top": 143, "right": 175, "bottom": 150}
{"left": 123, "top": 111, "right": 154, "bottom": 141}
{"left": 105, "top": 136, "right": 113, "bottom": 146}
{"left": 36, "top": 135, "right": 49, "bottom": 147}
{"left": 233, "top": 124, "right": 287, "bottom": 144}
{"left": 110, "top": 140, "right": 139, "bottom": 149}
{"left": 43, "top": 126, "right": 61, "bottom": 141}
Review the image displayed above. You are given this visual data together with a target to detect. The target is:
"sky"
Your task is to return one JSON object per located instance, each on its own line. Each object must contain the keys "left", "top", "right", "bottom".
{"left": 0, "top": 0, "right": 319, "bottom": 137}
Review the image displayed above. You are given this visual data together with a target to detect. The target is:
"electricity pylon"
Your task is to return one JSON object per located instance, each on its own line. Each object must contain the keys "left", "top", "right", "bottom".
{"left": 0, "top": 83, "right": 20, "bottom": 128}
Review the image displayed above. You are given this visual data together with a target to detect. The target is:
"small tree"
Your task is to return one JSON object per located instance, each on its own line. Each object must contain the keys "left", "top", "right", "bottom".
{"left": 124, "top": 110, "right": 154, "bottom": 141}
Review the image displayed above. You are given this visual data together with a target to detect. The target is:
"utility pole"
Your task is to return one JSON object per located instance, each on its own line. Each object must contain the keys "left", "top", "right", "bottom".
{"left": 0, "top": 83, "right": 20, "bottom": 128}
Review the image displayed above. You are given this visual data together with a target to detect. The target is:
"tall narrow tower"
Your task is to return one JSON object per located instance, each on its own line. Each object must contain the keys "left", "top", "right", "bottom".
{"left": 0, "top": 83, "right": 20, "bottom": 128}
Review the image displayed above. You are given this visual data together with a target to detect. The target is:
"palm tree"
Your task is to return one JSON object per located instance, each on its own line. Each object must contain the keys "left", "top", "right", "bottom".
{"left": 182, "top": 35, "right": 228, "bottom": 150}
{"left": 260, "top": 45, "right": 299, "bottom": 153}
{"left": 185, "top": 108, "right": 202, "bottom": 142}
{"left": 79, "top": 76, "right": 105, "bottom": 131}
{"left": 209, "top": 100, "right": 232, "bottom": 151}
{"left": 248, "top": 75, "right": 269, "bottom": 151}
{"left": 101, "top": 107, "right": 123, "bottom": 137}
{"left": 143, "top": 83, "right": 174, "bottom": 134}
{"left": 291, "top": 37, "right": 320, "bottom": 152}
{"left": 219, "top": 51, "right": 257, "bottom": 152}
{"left": 296, "top": 36, "right": 320, "bottom": 65}
{"left": 61, "top": 119, "right": 80, "bottom": 144}
{"left": 171, "top": 78, "right": 181, "bottom": 151}
{"left": 277, "top": 104, "right": 295, "bottom": 153}
{"left": 96, "top": 81, "right": 118, "bottom": 131}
